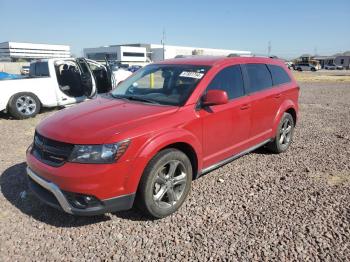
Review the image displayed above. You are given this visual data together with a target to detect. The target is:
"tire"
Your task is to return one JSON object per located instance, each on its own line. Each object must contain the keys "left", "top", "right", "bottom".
{"left": 311, "top": 67, "right": 316, "bottom": 72}
{"left": 266, "top": 112, "right": 294, "bottom": 154}
{"left": 7, "top": 92, "right": 41, "bottom": 119}
{"left": 297, "top": 67, "right": 302, "bottom": 71}
{"left": 136, "top": 148, "right": 192, "bottom": 218}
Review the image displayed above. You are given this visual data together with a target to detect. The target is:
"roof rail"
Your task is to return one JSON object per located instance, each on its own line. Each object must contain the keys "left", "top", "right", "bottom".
{"left": 227, "top": 53, "right": 279, "bottom": 59}
{"left": 227, "top": 53, "right": 253, "bottom": 57}
{"left": 227, "top": 53, "right": 240, "bottom": 57}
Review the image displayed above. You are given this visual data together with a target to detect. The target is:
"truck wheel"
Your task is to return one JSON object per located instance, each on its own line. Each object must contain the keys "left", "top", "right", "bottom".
{"left": 267, "top": 112, "right": 294, "bottom": 154}
{"left": 136, "top": 149, "right": 192, "bottom": 219}
{"left": 7, "top": 92, "right": 41, "bottom": 119}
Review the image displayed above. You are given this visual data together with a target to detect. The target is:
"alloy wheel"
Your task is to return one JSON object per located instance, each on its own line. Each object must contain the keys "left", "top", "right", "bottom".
{"left": 16, "top": 96, "right": 36, "bottom": 115}
{"left": 279, "top": 118, "right": 292, "bottom": 146}
{"left": 152, "top": 160, "right": 187, "bottom": 209}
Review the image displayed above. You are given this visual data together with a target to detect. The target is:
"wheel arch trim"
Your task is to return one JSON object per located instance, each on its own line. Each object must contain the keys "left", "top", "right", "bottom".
{"left": 125, "top": 129, "right": 202, "bottom": 192}
{"left": 272, "top": 100, "right": 298, "bottom": 136}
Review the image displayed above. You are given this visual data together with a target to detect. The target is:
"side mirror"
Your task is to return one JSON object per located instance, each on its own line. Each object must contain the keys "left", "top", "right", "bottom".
{"left": 202, "top": 89, "right": 229, "bottom": 107}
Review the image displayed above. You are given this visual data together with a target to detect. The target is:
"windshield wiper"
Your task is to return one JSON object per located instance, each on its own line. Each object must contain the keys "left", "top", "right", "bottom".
{"left": 110, "top": 94, "right": 129, "bottom": 100}
{"left": 111, "top": 94, "right": 160, "bottom": 104}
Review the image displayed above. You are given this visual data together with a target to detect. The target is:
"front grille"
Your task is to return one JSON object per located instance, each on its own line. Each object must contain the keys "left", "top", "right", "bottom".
{"left": 31, "top": 132, "right": 74, "bottom": 167}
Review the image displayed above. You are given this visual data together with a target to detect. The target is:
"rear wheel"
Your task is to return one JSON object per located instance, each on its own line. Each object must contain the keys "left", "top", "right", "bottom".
{"left": 311, "top": 67, "right": 316, "bottom": 72}
{"left": 7, "top": 92, "right": 41, "bottom": 119}
{"left": 136, "top": 149, "right": 192, "bottom": 218}
{"left": 267, "top": 112, "right": 294, "bottom": 153}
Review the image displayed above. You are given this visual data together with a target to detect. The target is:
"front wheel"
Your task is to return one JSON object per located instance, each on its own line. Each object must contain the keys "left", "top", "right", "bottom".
{"left": 7, "top": 92, "right": 41, "bottom": 119}
{"left": 136, "top": 149, "right": 192, "bottom": 218}
{"left": 267, "top": 112, "right": 295, "bottom": 153}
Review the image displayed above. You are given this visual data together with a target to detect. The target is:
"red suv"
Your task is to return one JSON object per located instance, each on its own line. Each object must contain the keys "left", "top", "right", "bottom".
{"left": 26, "top": 56, "right": 299, "bottom": 218}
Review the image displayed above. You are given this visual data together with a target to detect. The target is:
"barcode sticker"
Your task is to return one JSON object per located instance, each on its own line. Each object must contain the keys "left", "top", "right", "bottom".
{"left": 179, "top": 71, "right": 204, "bottom": 79}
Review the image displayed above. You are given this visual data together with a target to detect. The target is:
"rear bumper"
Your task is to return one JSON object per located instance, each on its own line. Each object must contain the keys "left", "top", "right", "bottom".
{"left": 27, "top": 167, "right": 135, "bottom": 216}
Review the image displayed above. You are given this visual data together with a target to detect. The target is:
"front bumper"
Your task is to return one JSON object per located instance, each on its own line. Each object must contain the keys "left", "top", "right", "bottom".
{"left": 27, "top": 167, "right": 135, "bottom": 216}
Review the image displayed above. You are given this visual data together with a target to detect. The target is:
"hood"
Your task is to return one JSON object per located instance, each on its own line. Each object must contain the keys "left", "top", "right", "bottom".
{"left": 37, "top": 95, "right": 178, "bottom": 144}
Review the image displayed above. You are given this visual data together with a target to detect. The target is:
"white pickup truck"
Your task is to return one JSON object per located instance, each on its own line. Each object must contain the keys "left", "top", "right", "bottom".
{"left": 0, "top": 58, "right": 132, "bottom": 119}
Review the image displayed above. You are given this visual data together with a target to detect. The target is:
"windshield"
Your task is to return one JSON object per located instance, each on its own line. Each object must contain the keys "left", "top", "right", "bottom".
{"left": 111, "top": 64, "right": 210, "bottom": 106}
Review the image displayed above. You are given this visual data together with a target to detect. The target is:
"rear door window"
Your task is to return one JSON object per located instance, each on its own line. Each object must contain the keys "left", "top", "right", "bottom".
{"left": 245, "top": 64, "right": 273, "bottom": 93}
{"left": 206, "top": 65, "right": 245, "bottom": 100}
{"left": 267, "top": 64, "right": 291, "bottom": 86}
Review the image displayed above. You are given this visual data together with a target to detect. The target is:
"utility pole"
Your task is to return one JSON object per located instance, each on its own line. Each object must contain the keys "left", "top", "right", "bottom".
{"left": 268, "top": 41, "right": 271, "bottom": 56}
{"left": 161, "top": 29, "right": 166, "bottom": 60}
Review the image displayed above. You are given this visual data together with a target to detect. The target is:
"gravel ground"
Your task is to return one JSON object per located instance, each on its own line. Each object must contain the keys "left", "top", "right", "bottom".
{"left": 0, "top": 82, "right": 349, "bottom": 261}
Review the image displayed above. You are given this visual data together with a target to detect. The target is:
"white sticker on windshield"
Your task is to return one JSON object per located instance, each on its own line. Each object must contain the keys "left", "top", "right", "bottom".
{"left": 179, "top": 71, "right": 204, "bottom": 79}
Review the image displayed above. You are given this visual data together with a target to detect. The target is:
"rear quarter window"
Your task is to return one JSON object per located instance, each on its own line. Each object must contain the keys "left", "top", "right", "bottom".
{"left": 30, "top": 62, "right": 50, "bottom": 77}
{"left": 267, "top": 64, "right": 291, "bottom": 86}
{"left": 245, "top": 64, "right": 272, "bottom": 93}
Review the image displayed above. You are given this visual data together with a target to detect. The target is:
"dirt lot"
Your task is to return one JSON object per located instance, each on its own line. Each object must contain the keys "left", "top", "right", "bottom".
{"left": 0, "top": 81, "right": 349, "bottom": 261}
{"left": 293, "top": 69, "right": 350, "bottom": 83}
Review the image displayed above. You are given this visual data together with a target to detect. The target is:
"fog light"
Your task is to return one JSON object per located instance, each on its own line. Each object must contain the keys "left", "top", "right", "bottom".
{"left": 64, "top": 192, "right": 101, "bottom": 209}
{"left": 26, "top": 143, "right": 33, "bottom": 154}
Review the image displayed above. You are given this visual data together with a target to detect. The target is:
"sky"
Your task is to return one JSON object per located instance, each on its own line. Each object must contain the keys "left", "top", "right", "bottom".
{"left": 0, "top": 0, "right": 349, "bottom": 59}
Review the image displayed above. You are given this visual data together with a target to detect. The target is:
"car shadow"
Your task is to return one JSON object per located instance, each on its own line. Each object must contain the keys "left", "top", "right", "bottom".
{"left": 252, "top": 146, "right": 274, "bottom": 155}
{"left": 1, "top": 162, "right": 152, "bottom": 226}
{"left": 112, "top": 209, "right": 156, "bottom": 222}
{"left": 197, "top": 146, "right": 274, "bottom": 179}
{"left": 0, "top": 111, "right": 11, "bottom": 119}
{"left": 0, "top": 162, "right": 111, "bottom": 227}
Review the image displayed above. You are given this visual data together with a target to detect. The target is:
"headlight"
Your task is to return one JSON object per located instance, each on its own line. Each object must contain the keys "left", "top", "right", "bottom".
{"left": 68, "top": 140, "right": 130, "bottom": 164}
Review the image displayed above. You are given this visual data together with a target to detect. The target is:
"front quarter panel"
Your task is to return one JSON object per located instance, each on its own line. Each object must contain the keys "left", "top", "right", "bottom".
{"left": 124, "top": 129, "right": 203, "bottom": 193}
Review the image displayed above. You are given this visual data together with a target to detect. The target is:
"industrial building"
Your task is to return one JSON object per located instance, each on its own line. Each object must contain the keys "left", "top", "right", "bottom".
{"left": 84, "top": 45, "right": 148, "bottom": 64}
{"left": 83, "top": 43, "right": 251, "bottom": 64}
{"left": 0, "top": 42, "right": 71, "bottom": 61}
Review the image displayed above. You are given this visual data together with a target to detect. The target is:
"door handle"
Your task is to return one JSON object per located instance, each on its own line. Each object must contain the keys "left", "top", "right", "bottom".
{"left": 240, "top": 104, "right": 251, "bottom": 110}
{"left": 274, "top": 93, "right": 282, "bottom": 99}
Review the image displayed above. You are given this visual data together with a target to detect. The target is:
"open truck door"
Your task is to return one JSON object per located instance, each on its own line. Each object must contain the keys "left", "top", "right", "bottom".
{"left": 104, "top": 58, "right": 117, "bottom": 89}
{"left": 86, "top": 58, "right": 116, "bottom": 93}
{"left": 76, "top": 58, "right": 97, "bottom": 98}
